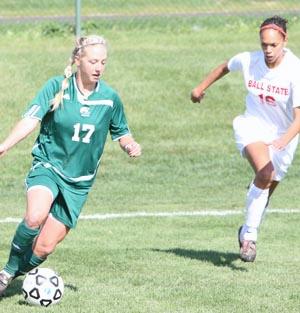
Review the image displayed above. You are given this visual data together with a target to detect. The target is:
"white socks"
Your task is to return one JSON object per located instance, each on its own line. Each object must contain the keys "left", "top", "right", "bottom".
{"left": 240, "top": 183, "right": 269, "bottom": 242}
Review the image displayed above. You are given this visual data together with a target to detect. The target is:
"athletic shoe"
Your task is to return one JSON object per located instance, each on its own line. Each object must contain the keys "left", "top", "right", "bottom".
{"left": 238, "top": 226, "right": 257, "bottom": 262}
{"left": 0, "top": 270, "right": 14, "bottom": 296}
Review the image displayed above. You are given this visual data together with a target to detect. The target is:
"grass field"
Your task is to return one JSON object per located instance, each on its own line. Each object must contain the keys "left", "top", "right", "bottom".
{"left": 0, "top": 13, "right": 300, "bottom": 313}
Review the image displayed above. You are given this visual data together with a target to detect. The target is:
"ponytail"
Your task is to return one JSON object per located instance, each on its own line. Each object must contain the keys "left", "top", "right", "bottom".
{"left": 51, "top": 57, "right": 74, "bottom": 111}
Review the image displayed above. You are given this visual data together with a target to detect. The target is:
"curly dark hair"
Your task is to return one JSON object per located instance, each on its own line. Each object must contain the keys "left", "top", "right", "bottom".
{"left": 260, "top": 15, "right": 288, "bottom": 34}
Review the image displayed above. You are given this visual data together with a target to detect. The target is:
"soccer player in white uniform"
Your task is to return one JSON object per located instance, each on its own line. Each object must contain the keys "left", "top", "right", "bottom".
{"left": 191, "top": 16, "right": 300, "bottom": 262}
{"left": 0, "top": 35, "right": 141, "bottom": 295}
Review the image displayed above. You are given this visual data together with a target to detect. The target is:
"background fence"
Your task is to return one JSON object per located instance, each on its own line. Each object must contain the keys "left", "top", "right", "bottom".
{"left": 1, "top": 1, "right": 300, "bottom": 16}
{"left": 1, "top": 1, "right": 300, "bottom": 30}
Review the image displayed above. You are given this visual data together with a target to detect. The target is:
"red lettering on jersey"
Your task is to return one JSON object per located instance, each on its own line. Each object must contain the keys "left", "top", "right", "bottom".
{"left": 248, "top": 79, "right": 264, "bottom": 90}
{"left": 266, "top": 85, "right": 289, "bottom": 96}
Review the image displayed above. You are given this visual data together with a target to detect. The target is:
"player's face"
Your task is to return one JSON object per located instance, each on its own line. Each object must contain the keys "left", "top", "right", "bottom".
{"left": 260, "top": 28, "right": 287, "bottom": 68}
{"left": 76, "top": 44, "right": 107, "bottom": 86}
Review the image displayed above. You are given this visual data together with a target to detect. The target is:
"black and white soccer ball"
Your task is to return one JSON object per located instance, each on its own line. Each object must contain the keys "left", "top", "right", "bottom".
{"left": 22, "top": 268, "right": 64, "bottom": 307}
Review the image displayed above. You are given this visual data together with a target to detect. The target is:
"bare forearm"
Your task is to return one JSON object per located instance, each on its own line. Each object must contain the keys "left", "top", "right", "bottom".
{"left": 119, "top": 134, "right": 135, "bottom": 150}
{"left": 118, "top": 134, "right": 141, "bottom": 157}
{"left": 1, "top": 117, "right": 39, "bottom": 151}
{"left": 195, "top": 62, "right": 229, "bottom": 92}
{"left": 271, "top": 108, "right": 300, "bottom": 150}
{"left": 191, "top": 62, "right": 229, "bottom": 103}
{"left": 282, "top": 118, "right": 300, "bottom": 143}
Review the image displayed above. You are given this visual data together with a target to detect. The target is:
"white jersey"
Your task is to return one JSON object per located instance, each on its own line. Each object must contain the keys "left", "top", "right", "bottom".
{"left": 228, "top": 49, "right": 300, "bottom": 136}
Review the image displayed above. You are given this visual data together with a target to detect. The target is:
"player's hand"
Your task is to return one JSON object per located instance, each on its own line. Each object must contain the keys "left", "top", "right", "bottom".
{"left": 125, "top": 141, "right": 142, "bottom": 157}
{"left": 191, "top": 88, "right": 205, "bottom": 103}
{"left": 0, "top": 143, "right": 8, "bottom": 158}
{"left": 269, "top": 137, "right": 287, "bottom": 151}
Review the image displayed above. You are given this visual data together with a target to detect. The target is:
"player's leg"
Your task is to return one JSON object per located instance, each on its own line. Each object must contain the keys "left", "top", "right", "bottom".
{"left": 20, "top": 214, "right": 70, "bottom": 274}
{"left": 18, "top": 184, "right": 84, "bottom": 273}
{"left": 264, "top": 180, "right": 279, "bottom": 209}
{"left": 0, "top": 186, "right": 55, "bottom": 295}
{"left": 239, "top": 142, "right": 275, "bottom": 262}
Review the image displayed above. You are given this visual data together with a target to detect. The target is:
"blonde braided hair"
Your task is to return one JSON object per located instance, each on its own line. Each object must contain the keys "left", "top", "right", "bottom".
{"left": 51, "top": 35, "right": 107, "bottom": 111}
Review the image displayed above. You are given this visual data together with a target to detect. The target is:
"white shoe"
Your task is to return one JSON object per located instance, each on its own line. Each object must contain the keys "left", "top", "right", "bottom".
{"left": 238, "top": 226, "right": 257, "bottom": 262}
{"left": 0, "top": 270, "right": 14, "bottom": 296}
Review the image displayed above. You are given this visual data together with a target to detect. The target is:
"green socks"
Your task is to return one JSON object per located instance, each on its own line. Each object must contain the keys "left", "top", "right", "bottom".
{"left": 4, "top": 220, "right": 39, "bottom": 276}
{"left": 18, "top": 251, "right": 46, "bottom": 275}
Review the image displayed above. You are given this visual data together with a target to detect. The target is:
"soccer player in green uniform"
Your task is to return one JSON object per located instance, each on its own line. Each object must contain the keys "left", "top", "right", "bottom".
{"left": 0, "top": 35, "right": 141, "bottom": 295}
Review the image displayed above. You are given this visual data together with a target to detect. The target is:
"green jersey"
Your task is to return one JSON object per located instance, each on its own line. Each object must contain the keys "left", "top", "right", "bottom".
{"left": 24, "top": 74, "right": 130, "bottom": 188}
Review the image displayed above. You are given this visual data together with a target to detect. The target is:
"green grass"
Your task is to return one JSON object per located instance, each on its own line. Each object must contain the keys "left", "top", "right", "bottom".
{"left": 1, "top": 215, "right": 300, "bottom": 312}
{"left": 0, "top": 15, "right": 300, "bottom": 312}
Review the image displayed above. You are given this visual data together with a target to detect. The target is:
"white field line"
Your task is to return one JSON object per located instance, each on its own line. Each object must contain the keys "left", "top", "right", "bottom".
{"left": 0, "top": 209, "right": 300, "bottom": 223}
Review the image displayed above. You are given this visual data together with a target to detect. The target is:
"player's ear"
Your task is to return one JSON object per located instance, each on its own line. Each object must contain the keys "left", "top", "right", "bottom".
{"left": 74, "top": 55, "right": 80, "bottom": 66}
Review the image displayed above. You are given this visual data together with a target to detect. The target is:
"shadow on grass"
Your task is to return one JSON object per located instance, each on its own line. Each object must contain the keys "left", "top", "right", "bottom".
{"left": 65, "top": 283, "right": 78, "bottom": 292}
{"left": 0, "top": 278, "right": 23, "bottom": 300}
{"left": 152, "top": 248, "right": 247, "bottom": 271}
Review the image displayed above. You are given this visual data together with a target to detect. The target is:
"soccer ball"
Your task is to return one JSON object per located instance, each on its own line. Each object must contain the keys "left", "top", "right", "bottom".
{"left": 22, "top": 268, "right": 64, "bottom": 307}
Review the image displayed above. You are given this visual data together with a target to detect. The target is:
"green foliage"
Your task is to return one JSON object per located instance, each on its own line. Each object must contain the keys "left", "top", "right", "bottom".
{"left": 41, "top": 22, "right": 75, "bottom": 37}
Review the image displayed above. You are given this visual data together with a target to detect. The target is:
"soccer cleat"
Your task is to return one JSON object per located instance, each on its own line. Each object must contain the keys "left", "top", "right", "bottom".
{"left": 0, "top": 270, "right": 14, "bottom": 296}
{"left": 238, "top": 226, "right": 257, "bottom": 262}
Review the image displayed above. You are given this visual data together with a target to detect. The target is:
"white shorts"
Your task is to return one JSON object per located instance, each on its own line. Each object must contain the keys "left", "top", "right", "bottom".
{"left": 233, "top": 114, "right": 299, "bottom": 181}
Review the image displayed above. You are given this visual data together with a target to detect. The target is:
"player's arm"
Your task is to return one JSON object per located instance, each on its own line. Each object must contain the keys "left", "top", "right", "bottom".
{"left": 271, "top": 107, "right": 300, "bottom": 150}
{"left": 191, "top": 61, "right": 230, "bottom": 103}
{"left": 0, "top": 117, "right": 40, "bottom": 157}
{"left": 119, "top": 134, "right": 142, "bottom": 158}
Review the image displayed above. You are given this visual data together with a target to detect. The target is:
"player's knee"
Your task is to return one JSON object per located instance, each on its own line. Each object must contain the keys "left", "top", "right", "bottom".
{"left": 24, "top": 214, "right": 44, "bottom": 229}
{"left": 256, "top": 167, "right": 275, "bottom": 185}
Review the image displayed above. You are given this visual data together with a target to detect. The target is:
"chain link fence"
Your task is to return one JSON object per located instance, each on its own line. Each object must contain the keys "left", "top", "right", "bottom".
{"left": 1, "top": 1, "right": 300, "bottom": 26}
{"left": 1, "top": 1, "right": 300, "bottom": 101}
{"left": 1, "top": 1, "right": 300, "bottom": 98}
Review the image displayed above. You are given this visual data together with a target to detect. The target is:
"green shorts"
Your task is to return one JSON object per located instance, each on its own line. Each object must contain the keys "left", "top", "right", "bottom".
{"left": 25, "top": 164, "right": 89, "bottom": 229}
